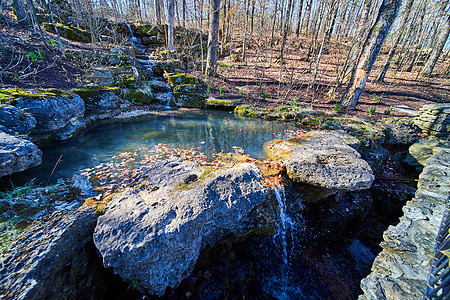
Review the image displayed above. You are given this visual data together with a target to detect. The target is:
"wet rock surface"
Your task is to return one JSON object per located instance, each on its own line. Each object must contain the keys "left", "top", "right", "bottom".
{"left": 94, "top": 163, "right": 268, "bottom": 296}
{"left": 266, "top": 130, "right": 374, "bottom": 192}
{"left": 359, "top": 141, "right": 449, "bottom": 300}
{"left": 0, "top": 131, "right": 42, "bottom": 178}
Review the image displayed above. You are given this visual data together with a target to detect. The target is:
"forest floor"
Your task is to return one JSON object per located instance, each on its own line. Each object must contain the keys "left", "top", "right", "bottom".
{"left": 1, "top": 18, "right": 449, "bottom": 120}
{"left": 199, "top": 36, "right": 450, "bottom": 120}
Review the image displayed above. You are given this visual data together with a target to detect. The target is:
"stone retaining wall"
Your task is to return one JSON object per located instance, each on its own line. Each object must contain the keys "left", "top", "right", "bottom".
{"left": 358, "top": 141, "right": 449, "bottom": 299}
{"left": 414, "top": 103, "right": 449, "bottom": 138}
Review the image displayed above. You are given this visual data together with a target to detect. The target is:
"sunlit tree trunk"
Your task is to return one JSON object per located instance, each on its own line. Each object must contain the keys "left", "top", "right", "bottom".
{"left": 206, "top": 0, "right": 221, "bottom": 76}
{"left": 421, "top": 15, "right": 450, "bottom": 76}
{"left": 377, "top": 0, "right": 414, "bottom": 82}
{"left": 341, "top": 0, "right": 402, "bottom": 110}
{"left": 341, "top": 0, "right": 373, "bottom": 81}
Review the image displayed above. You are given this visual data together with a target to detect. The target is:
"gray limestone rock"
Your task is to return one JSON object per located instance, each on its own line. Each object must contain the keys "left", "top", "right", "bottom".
{"left": 0, "top": 105, "right": 36, "bottom": 135}
{"left": 266, "top": 130, "right": 373, "bottom": 191}
{"left": 94, "top": 163, "right": 268, "bottom": 295}
{"left": 382, "top": 117, "right": 421, "bottom": 146}
{"left": 0, "top": 131, "right": 42, "bottom": 177}
{"left": 0, "top": 208, "right": 98, "bottom": 299}
{"left": 14, "top": 93, "right": 85, "bottom": 138}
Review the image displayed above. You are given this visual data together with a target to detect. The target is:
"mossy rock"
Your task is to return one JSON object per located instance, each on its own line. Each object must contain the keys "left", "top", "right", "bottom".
{"left": 173, "top": 84, "right": 198, "bottom": 93}
{"left": 115, "top": 74, "right": 137, "bottom": 88}
{"left": 173, "top": 92, "right": 206, "bottom": 108}
{"left": 207, "top": 99, "right": 241, "bottom": 111}
{"left": 72, "top": 86, "right": 120, "bottom": 109}
{"left": 164, "top": 72, "right": 185, "bottom": 86}
{"left": 127, "top": 88, "right": 154, "bottom": 104}
{"left": 42, "top": 22, "right": 91, "bottom": 42}
{"left": 135, "top": 24, "right": 159, "bottom": 37}
{"left": 0, "top": 88, "right": 74, "bottom": 104}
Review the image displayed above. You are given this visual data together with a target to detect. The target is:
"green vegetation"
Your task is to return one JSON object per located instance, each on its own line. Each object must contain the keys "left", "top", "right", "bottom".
{"left": 219, "top": 87, "right": 223, "bottom": 95}
{"left": 262, "top": 91, "right": 268, "bottom": 100}
{"left": 369, "top": 106, "right": 376, "bottom": 115}
{"left": 383, "top": 106, "right": 393, "bottom": 115}
{"left": 291, "top": 98, "right": 298, "bottom": 107}
{"left": 334, "top": 103, "right": 342, "bottom": 113}
{"left": 238, "top": 89, "right": 242, "bottom": 95}
{"left": 207, "top": 86, "right": 211, "bottom": 93}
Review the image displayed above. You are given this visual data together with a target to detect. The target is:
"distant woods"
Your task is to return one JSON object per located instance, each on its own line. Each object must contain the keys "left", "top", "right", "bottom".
{"left": 2, "top": 0, "right": 449, "bottom": 109}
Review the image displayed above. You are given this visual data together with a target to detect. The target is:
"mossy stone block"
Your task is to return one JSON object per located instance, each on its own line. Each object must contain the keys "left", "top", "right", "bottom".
{"left": 173, "top": 92, "right": 206, "bottom": 108}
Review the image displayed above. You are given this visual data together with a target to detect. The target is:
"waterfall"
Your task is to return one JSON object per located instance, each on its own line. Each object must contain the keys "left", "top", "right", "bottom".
{"left": 124, "top": 22, "right": 145, "bottom": 52}
{"left": 274, "top": 185, "right": 289, "bottom": 299}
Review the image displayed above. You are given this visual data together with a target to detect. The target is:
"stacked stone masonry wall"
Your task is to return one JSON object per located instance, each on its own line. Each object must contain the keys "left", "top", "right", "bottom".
{"left": 414, "top": 103, "right": 449, "bottom": 138}
{"left": 359, "top": 141, "right": 449, "bottom": 299}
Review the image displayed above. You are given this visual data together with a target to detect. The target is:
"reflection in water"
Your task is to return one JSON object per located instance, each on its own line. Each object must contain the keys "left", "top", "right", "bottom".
{"left": 2, "top": 109, "right": 297, "bottom": 187}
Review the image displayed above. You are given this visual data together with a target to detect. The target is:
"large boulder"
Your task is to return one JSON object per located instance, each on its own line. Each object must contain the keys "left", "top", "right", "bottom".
{"left": 0, "top": 131, "right": 42, "bottom": 177}
{"left": 266, "top": 130, "right": 374, "bottom": 191}
{"left": 12, "top": 91, "right": 86, "bottom": 140}
{"left": 94, "top": 162, "right": 268, "bottom": 295}
{"left": 0, "top": 105, "right": 36, "bottom": 135}
{"left": 0, "top": 208, "right": 98, "bottom": 299}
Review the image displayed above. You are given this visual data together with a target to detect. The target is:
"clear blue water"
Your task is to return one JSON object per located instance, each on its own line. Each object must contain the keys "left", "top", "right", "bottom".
{"left": 2, "top": 109, "right": 297, "bottom": 187}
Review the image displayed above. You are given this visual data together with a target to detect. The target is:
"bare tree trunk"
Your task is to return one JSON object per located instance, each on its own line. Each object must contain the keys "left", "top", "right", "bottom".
{"left": 341, "top": 0, "right": 402, "bottom": 110}
{"left": 182, "top": 0, "right": 186, "bottom": 27}
{"left": 341, "top": 0, "right": 373, "bottom": 81}
{"left": 421, "top": 15, "right": 450, "bottom": 76}
{"left": 376, "top": 0, "right": 414, "bottom": 82}
{"left": 251, "top": 0, "right": 256, "bottom": 34}
{"left": 243, "top": 0, "right": 249, "bottom": 61}
{"left": 12, "top": 0, "right": 30, "bottom": 24}
{"left": 155, "top": 0, "right": 161, "bottom": 25}
{"left": 295, "top": 0, "right": 303, "bottom": 36}
{"left": 168, "top": 0, "right": 174, "bottom": 50}
{"left": 279, "top": 0, "right": 294, "bottom": 83}
{"left": 206, "top": 0, "right": 221, "bottom": 76}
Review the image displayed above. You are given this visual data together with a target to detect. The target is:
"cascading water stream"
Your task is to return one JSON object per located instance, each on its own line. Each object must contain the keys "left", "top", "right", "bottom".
{"left": 274, "top": 185, "right": 289, "bottom": 299}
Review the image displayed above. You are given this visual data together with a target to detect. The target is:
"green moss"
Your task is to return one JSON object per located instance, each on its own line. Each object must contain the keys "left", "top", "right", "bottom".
{"left": 173, "top": 84, "right": 198, "bottom": 93}
{"left": 115, "top": 74, "right": 137, "bottom": 88}
{"left": 72, "top": 86, "right": 120, "bottom": 106}
{"left": 183, "top": 76, "right": 198, "bottom": 85}
{"left": 207, "top": 99, "right": 240, "bottom": 106}
{"left": 198, "top": 166, "right": 219, "bottom": 180}
{"left": 127, "top": 88, "right": 154, "bottom": 104}
{"left": 0, "top": 88, "right": 75, "bottom": 103}
{"left": 136, "top": 24, "right": 159, "bottom": 36}
{"left": 42, "top": 22, "right": 91, "bottom": 42}
{"left": 164, "top": 72, "right": 185, "bottom": 86}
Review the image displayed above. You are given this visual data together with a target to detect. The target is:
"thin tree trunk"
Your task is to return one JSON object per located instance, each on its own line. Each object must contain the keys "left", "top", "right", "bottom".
{"left": 421, "top": 15, "right": 450, "bottom": 76}
{"left": 168, "top": 0, "right": 174, "bottom": 50}
{"left": 182, "top": 0, "right": 186, "bottom": 27}
{"left": 376, "top": 0, "right": 414, "bottom": 82}
{"left": 295, "top": 0, "right": 303, "bottom": 36}
{"left": 155, "top": 0, "right": 161, "bottom": 25}
{"left": 251, "top": 0, "right": 256, "bottom": 34}
{"left": 242, "top": 0, "right": 249, "bottom": 61}
{"left": 341, "top": 0, "right": 402, "bottom": 110}
{"left": 206, "top": 0, "right": 221, "bottom": 75}
{"left": 279, "top": 0, "right": 294, "bottom": 83}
